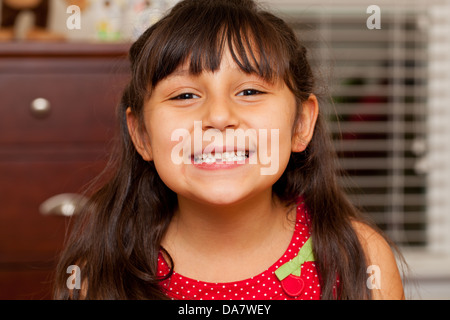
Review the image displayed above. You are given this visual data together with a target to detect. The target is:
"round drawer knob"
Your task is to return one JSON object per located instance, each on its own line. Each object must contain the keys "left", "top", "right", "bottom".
{"left": 39, "top": 193, "right": 88, "bottom": 217}
{"left": 30, "top": 98, "right": 51, "bottom": 118}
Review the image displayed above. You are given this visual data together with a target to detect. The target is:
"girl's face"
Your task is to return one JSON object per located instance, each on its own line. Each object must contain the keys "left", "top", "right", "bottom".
{"left": 127, "top": 50, "right": 318, "bottom": 206}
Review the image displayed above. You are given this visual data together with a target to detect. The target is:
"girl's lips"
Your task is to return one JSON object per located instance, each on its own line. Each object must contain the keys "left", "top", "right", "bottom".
{"left": 191, "top": 159, "right": 250, "bottom": 170}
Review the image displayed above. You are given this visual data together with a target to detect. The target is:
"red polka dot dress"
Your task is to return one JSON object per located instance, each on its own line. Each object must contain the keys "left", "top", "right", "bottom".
{"left": 157, "top": 202, "right": 321, "bottom": 300}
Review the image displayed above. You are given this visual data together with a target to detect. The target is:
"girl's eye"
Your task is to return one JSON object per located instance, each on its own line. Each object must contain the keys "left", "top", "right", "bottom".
{"left": 237, "top": 89, "right": 265, "bottom": 96}
{"left": 170, "top": 93, "right": 200, "bottom": 100}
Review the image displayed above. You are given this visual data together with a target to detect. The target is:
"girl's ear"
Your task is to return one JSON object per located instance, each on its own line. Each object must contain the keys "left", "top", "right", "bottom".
{"left": 126, "top": 107, "right": 153, "bottom": 161}
{"left": 291, "top": 94, "right": 319, "bottom": 153}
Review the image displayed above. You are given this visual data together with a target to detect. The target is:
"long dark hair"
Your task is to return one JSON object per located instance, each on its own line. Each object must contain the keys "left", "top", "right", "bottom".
{"left": 54, "top": 0, "right": 377, "bottom": 299}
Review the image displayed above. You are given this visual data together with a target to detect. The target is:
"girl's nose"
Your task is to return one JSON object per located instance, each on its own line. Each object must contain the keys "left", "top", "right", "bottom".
{"left": 202, "top": 95, "right": 240, "bottom": 131}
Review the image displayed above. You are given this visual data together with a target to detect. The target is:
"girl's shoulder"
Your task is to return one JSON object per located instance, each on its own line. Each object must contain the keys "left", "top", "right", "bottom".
{"left": 351, "top": 220, "right": 405, "bottom": 299}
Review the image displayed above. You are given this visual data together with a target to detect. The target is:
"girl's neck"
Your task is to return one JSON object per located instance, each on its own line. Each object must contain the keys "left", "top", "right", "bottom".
{"left": 161, "top": 191, "right": 296, "bottom": 282}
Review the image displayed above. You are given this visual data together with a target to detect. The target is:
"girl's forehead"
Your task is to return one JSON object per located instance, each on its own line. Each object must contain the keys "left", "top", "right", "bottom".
{"left": 163, "top": 62, "right": 278, "bottom": 88}
{"left": 171, "top": 50, "right": 241, "bottom": 75}
{"left": 163, "top": 48, "right": 278, "bottom": 84}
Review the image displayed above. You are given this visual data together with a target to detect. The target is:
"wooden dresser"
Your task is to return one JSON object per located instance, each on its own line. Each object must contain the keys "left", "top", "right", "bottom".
{"left": 0, "top": 42, "right": 130, "bottom": 299}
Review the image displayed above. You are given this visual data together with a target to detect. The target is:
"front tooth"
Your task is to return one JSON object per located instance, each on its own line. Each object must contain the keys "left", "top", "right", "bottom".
{"left": 215, "top": 153, "right": 222, "bottom": 159}
{"left": 224, "top": 152, "right": 233, "bottom": 161}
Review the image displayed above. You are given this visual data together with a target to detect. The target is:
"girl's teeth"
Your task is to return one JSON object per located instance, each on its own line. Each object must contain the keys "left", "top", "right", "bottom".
{"left": 194, "top": 151, "right": 249, "bottom": 164}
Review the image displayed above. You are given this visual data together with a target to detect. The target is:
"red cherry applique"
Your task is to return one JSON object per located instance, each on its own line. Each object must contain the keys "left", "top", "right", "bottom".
{"left": 281, "top": 274, "right": 305, "bottom": 297}
{"left": 275, "top": 237, "right": 314, "bottom": 298}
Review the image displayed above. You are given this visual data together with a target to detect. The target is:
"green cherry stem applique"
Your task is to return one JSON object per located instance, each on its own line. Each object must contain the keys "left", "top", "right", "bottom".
{"left": 275, "top": 237, "right": 315, "bottom": 298}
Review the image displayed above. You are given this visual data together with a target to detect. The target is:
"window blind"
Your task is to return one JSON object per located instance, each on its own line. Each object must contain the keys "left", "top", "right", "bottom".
{"left": 281, "top": 2, "right": 436, "bottom": 247}
{"left": 426, "top": 3, "right": 450, "bottom": 255}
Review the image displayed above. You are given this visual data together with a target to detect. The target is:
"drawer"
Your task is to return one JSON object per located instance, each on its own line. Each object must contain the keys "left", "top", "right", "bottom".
{"left": 0, "top": 72, "right": 128, "bottom": 145}
{"left": 0, "top": 160, "right": 106, "bottom": 263}
{"left": 0, "top": 269, "right": 55, "bottom": 299}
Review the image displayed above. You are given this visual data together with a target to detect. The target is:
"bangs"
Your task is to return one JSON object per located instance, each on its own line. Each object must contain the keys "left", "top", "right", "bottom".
{"left": 131, "top": 1, "right": 291, "bottom": 89}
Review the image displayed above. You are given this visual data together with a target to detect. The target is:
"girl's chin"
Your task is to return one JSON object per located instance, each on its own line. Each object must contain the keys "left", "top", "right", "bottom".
{"left": 187, "top": 191, "right": 249, "bottom": 207}
{"left": 177, "top": 186, "right": 258, "bottom": 207}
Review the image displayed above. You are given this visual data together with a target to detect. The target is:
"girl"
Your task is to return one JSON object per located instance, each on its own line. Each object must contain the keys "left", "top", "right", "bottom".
{"left": 54, "top": 0, "right": 405, "bottom": 300}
